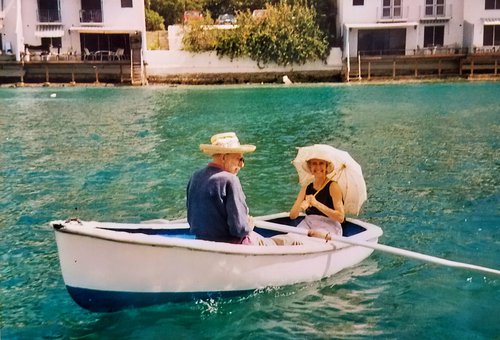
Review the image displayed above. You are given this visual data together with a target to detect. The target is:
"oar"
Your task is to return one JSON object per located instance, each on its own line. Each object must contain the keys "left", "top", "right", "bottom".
{"left": 254, "top": 220, "right": 500, "bottom": 276}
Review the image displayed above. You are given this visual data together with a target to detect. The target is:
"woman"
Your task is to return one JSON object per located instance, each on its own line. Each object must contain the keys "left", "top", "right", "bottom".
{"left": 290, "top": 157, "right": 345, "bottom": 240}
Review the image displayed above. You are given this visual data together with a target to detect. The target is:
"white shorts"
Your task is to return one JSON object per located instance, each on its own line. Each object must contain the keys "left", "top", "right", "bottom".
{"left": 297, "top": 214, "right": 342, "bottom": 236}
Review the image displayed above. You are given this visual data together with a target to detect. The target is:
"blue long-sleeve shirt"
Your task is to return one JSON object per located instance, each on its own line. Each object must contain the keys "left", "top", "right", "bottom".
{"left": 187, "top": 164, "right": 251, "bottom": 243}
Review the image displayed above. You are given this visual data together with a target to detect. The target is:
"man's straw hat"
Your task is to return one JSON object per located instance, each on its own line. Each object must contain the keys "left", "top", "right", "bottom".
{"left": 200, "top": 132, "right": 256, "bottom": 155}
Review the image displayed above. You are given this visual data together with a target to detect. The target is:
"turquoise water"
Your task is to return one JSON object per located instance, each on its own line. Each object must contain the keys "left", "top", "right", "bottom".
{"left": 1, "top": 82, "right": 499, "bottom": 339}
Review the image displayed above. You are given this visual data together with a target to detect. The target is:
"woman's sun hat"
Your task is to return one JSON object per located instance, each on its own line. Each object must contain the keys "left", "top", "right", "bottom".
{"left": 292, "top": 145, "right": 336, "bottom": 179}
{"left": 200, "top": 132, "right": 256, "bottom": 155}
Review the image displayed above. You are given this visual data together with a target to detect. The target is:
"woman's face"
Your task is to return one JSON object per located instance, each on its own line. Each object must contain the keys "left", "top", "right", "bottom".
{"left": 308, "top": 159, "right": 328, "bottom": 177}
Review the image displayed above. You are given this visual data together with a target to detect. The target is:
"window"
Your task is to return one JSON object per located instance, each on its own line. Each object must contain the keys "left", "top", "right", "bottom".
{"left": 483, "top": 25, "right": 500, "bottom": 45}
{"left": 485, "top": 0, "right": 500, "bottom": 10}
{"left": 358, "top": 28, "right": 406, "bottom": 55}
{"left": 425, "top": 0, "right": 445, "bottom": 16}
{"left": 37, "top": 0, "right": 61, "bottom": 22}
{"left": 424, "top": 26, "right": 444, "bottom": 47}
{"left": 41, "top": 37, "right": 62, "bottom": 50}
{"left": 382, "top": 0, "right": 402, "bottom": 18}
{"left": 353, "top": 0, "right": 364, "bottom": 5}
{"left": 121, "top": 0, "right": 132, "bottom": 8}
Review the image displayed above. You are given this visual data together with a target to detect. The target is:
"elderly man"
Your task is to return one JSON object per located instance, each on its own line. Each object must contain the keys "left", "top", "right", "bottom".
{"left": 187, "top": 132, "right": 269, "bottom": 245}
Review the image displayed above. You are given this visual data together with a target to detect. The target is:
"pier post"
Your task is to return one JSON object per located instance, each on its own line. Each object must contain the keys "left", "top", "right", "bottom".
{"left": 357, "top": 53, "right": 362, "bottom": 80}
{"left": 70, "top": 64, "right": 76, "bottom": 86}
{"left": 93, "top": 66, "right": 100, "bottom": 84}
{"left": 43, "top": 65, "right": 50, "bottom": 86}
{"left": 368, "top": 62, "right": 371, "bottom": 80}
{"left": 392, "top": 60, "right": 396, "bottom": 79}
{"left": 19, "top": 60, "right": 25, "bottom": 87}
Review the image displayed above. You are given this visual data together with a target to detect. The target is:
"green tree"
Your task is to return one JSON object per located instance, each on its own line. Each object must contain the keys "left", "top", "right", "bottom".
{"left": 183, "top": 2, "right": 329, "bottom": 66}
{"left": 146, "top": 0, "right": 336, "bottom": 42}
{"left": 146, "top": 8, "right": 166, "bottom": 30}
{"left": 182, "top": 14, "right": 219, "bottom": 52}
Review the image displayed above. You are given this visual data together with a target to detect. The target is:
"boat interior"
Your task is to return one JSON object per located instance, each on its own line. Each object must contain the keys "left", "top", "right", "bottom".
{"left": 97, "top": 216, "right": 367, "bottom": 239}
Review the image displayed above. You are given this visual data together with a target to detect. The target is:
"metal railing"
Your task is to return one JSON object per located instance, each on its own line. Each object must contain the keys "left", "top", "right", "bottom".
{"left": 421, "top": 3, "right": 452, "bottom": 19}
{"left": 37, "top": 9, "right": 61, "bottom": 23}
{"left": 79, "top": 9, "right": 103, "bottom": 23}
{"left": 377, "top": 5, "right": 409, "bottom": 22}
{"left": 357, "top": 46, "right": 471, "bottom": 57}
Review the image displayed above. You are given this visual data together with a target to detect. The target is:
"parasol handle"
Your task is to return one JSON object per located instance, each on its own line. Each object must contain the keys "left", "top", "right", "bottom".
{"left": 254, "top": 220, "right": 500, "bottom": 276}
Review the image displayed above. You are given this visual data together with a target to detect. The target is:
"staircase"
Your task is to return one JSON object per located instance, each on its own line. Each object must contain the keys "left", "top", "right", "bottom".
{"left": 129, "top": 32, "right": 147, "bottom": 85}
{"left": 130, "top": 48, "right": 146, "bottom": 85}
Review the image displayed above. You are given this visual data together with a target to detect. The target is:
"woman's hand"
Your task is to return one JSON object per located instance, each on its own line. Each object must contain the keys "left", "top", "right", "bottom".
{"left": 300, "top": 200, "right": 310, "bottom": 211}
{"left": 300, "top": 195, "right": 318, "bottom": 211}
{"left": 306, "top": 195, "right": 319, "bottom": 208}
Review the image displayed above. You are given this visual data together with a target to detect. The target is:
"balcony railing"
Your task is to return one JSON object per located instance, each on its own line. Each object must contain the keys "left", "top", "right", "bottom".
{"left": 421, "top": 3, "right": 452, "bottom": 20}
{"left": 378, "top": 6, "right": 409, "bottom": 22}
{"left": 80, "top": 9, "right": 103, "bottom": 23}
{"left": 37, "top": 9, "right": 61, "bottom": 23}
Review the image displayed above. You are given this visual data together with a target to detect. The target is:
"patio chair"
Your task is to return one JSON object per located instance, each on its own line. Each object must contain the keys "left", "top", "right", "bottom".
{"left": 83, "top": 48, "right": 95, "bottom": 60}
{"left": 112, "top": 48, "right": 125, "bottom": 60}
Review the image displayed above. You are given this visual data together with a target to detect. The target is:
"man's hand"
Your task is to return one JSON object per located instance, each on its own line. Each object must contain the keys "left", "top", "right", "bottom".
{"left": 247, "top": 215, "right": 255, "bottom": 230}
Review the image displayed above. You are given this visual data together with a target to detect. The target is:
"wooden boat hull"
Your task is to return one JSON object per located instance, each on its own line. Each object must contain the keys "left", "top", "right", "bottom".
{"left": 51, "top": 213, "right": 382, "bottom": 312}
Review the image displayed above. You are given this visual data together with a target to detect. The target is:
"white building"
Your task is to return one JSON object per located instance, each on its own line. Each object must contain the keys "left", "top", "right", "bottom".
{"left": 336, "top": 0, "right": 468, "bottom": 59}
{"left": 463, "top": 0, "right": 500, "bottom": 50}
{"left": 337, "top": 0, "right": 500, "bottom": 58}
{"left": 0, "top": 0, "right": 146, "bottom": 63}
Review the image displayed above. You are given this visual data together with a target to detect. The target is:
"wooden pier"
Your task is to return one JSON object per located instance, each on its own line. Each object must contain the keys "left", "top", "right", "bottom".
{"left": 347, "top": 50, "right": 500, "bottom": 82}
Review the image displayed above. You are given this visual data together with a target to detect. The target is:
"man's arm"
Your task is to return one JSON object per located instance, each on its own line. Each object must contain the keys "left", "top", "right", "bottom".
{"left": 225, "top": 175, "right": 252, "bottom": 238}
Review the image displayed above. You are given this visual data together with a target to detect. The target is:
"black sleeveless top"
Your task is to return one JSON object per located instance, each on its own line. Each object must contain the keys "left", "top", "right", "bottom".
{"left": 305, "top": 181, "right": 334, "bottom": 216}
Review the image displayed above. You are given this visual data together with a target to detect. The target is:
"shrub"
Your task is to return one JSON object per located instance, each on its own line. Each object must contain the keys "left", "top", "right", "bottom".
{"left": 182, "top": 14, "right": 220, "bottom": 52}
{"left": 146, "top": 8, "right": 166, "bottom": 31}
{"left": 183, "top": 2, "right": 329, "bottom": 66}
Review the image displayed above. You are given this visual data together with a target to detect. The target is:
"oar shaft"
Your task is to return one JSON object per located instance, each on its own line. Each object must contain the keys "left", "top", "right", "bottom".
{"left": 335, "top": 236, "right": 500, "bottom": 276}
{"left": 254, "top": 220, "right": 500, "bottom": 276}
{"left": 255, "top": 220, "right": 309, "bottom": 236}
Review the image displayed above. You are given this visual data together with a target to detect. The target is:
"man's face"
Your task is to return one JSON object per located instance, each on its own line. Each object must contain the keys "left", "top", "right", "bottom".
{"left": 223, "top": 153, "right": 244, "bottom": 174}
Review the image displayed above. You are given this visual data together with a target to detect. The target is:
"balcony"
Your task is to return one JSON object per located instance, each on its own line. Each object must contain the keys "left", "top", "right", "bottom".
{"left": 80, "top": 9, "right": 103, "bottom": 23}
{"left": 377, "top": 6, "right": 409, "bottom": 23}
{"left": 420, "top": 4, "right": 452, "bottom": 22}
{"left": 37, "top": 9, "right": 61, "bottom": 23}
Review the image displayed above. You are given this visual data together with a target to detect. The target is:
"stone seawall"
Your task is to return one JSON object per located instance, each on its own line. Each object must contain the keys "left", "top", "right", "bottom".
{"left": 143, "top": 48, "right": 344, "bottom": 84}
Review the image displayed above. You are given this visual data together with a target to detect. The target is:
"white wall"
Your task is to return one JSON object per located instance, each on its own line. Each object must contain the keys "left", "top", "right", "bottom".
{"left": 144, "top": 48, "right": 343, "bottom": 76}
{"left": 156, "top": 25, "right": 342, "bottom": 75}
{"left": 463, "top": 0, "right": 500, "bottom": 48}
{"left": 1, "top": 0, "right": 18, "bottom": 56}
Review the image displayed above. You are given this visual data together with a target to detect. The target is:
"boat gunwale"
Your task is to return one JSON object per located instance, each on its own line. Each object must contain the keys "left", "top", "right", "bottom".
{"left": 51, "top": 213, "right": 383, "bottom": 256}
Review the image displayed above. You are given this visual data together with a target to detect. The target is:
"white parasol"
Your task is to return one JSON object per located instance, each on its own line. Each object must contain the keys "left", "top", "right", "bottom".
{"left": 292, "top": 144, "right": 367, "bottom": 215}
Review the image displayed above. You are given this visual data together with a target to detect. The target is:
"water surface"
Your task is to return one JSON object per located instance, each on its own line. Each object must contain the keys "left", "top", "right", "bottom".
{"left": 1, "top": 82, "right": 499, "bottom": 339}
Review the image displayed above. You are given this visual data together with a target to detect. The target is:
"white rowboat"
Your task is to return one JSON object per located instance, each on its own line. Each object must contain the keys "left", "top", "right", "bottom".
{"left": 51, "top": 212, "right": 383, "bottom": 312}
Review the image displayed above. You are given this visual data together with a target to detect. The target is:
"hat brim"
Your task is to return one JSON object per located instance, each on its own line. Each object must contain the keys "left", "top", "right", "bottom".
{"left": 200, "top": 144, "right": 256, "bottom": 155}
{"left": 301, "top": 158, "right": 335, "bottom": 175}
